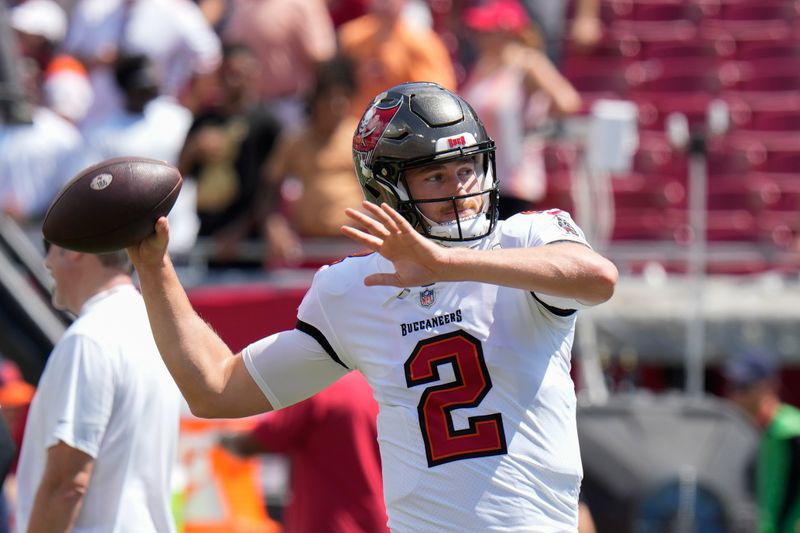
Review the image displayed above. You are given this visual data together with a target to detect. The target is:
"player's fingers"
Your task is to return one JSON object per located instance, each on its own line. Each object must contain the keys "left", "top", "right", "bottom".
{"left": 360, "top": 201, "right": 399, "bottom": 232}
{"left": 380, "top": 203, "right": 412, "bottom": 232}
{"left": 341, "top": 225, "right": 384, "bottom": 250}
{"left": 346, "top": 207, "right": 391, "bottom": 237}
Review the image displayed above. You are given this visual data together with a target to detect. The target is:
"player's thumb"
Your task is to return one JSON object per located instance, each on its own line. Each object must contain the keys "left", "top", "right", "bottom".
{"left": 154, "top": 217, "right": 170, "bottom": 239}
{"left": 363, "top": 273, "right": 401, "bottom": 287}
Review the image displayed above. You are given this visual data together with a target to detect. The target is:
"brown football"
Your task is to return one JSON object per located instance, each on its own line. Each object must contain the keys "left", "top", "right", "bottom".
{"left": 42, "top": 156, "right": 183, "bottom": 253}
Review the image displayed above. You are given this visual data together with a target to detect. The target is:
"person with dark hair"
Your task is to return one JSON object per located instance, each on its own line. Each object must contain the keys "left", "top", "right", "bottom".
{"left": 259, "top": 54, "right": 364, "bottom": 266}
{"left": 725, "top": 350, "right": 800, "bottom": 533}
{"left": 14, "top": 242, "right": 181, "bottom": 532}
{"left": 178, "top": 43, "right": 282, "bottom": 265}
{"left": 127, "top": 81, "right": 618, "bottom": 531}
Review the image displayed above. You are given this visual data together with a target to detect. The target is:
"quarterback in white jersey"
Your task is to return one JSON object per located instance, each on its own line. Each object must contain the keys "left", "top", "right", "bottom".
{"left": 128, "top": 82, "right": 618, "bottom": 532}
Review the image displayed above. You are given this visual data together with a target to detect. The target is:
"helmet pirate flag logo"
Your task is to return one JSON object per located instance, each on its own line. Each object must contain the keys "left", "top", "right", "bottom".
{"left": 353, "top": 95, "right": 401, "bottom": 153}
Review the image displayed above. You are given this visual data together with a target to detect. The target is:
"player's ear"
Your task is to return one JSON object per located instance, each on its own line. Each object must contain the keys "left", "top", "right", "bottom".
{"left": 65, "top": 249, "right": 86, "bottom": 263}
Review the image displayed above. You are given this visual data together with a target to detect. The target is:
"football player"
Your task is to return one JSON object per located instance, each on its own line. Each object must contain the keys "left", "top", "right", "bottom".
{"left": 128, "top": 82, "right": 618, "bottom": 532}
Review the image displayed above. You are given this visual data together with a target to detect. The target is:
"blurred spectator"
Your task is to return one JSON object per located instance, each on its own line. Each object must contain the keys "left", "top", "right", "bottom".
{"left": 62, "top": 0, "right": 221, "bottom": 129}
{"left": 326, "top": 0, "right": 368, "bottom": 28}
{"left": 83, "top": 54, "right": 198, "bottom": 254}
{"left": 195, "top": 0, "right": 234, "bottom": 32}
{"left": 337, "top": 0, "right": 456, "bottom": 117}
{"left": 0, "top": 46, "right": 86, "bottom": 225}
{"left": 221, "top": 0, "right": 336, "bottom": 130}
{"left": 460, "top": 0, "right": 582, "bottom": 219}
{"left": 9, "top": 0, "right": 66, "bottom": 75}
{"left": 41, "top": 54, "right": 94, "bottom": 125}
{"left": 0, "top": 359, "right": 33, "bottom": 533}
{"left": 259, "top": 55, "right": 363, "bottom": 267}
{"left": 219, "top": 372, "right": 388, "bottom": 533}
{"left": 520, "top": 0, "right": 601, "bottom": 66}
{"left": 725, "top": 349, "right": 800, "bottom": 533}
{"left": 178, "top": 43, "right": 282, "bottom": 263}
{"left": 15, "top": 246, "right": 181, "bottom": 532}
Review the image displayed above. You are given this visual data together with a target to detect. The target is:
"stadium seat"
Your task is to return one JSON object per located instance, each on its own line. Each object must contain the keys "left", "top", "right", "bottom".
{"left": 611, "top": 207, "right": 676, "bottom": 241}
{"left": 562, "top": 57, "right": 633, "bottom": 96}
{"left": 631, "top": 132, "right": 689, "bottom": 178}
{"left": 706, "top": 136, "right": 767, "bottom": 175}
{"left": 711, "top": 1, "right": 800, "bottom": 22}
{"left": 735, "top": 40, "right": 800, "bottom": 60}
{"left": 611, "top": 173, "right": 687, "bottom": 209}
{"left": 639, "top": 38, "right": 727, "bottom": 61}
{"left": 631, "top": 92, "right": 717, "bottom": 132}
{"left": 607, "top": 0, "right": 700, "bottom": 22}
{"left": 627, "top": 58, "right": 734, "bottom": 95}
{"left": 730, "top": 58, "right": 800, "bottom": 92}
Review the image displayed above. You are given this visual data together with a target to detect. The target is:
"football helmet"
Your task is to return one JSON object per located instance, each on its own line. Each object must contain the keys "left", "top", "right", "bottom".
{"left": 352, "top": 82, "right": 499, "bottom": 244}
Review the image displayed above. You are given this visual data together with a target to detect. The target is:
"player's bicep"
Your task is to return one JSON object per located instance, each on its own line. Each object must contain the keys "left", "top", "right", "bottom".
{"left": 241, "top": 328, "right": 350, "bottom": 410}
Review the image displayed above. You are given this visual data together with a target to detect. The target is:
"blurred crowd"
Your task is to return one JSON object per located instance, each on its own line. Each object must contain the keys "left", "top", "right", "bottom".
{"left": 0, "top": 0, "right": 595, "bottom": 270}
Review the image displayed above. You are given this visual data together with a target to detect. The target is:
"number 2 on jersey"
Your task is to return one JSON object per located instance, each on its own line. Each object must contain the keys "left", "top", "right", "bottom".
{"left": 404, "top": 330, "right": 508, "bottom": 467}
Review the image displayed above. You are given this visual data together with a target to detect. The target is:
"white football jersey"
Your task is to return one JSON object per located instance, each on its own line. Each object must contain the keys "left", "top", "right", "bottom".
{"left": 244, "top": 210, "right": 590, "bottom": 532}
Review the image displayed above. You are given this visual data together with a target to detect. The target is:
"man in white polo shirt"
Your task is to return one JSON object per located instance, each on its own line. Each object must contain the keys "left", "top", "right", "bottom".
{"left": 15, "top": 244, "right": 181, "bottom": 532}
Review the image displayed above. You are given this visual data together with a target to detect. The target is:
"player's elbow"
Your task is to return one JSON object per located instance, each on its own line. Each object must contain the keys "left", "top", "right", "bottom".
{"left": 589, "top": 257, "right": 618, "bottom": 304}
{"left": 185, "top": 395, "right": 229, "bottom": 419}
{"left": 575, "top": 256, "right": 618, "bottom": 306}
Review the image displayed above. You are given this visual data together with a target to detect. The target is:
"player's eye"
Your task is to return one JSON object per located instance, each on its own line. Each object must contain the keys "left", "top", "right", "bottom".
{"left": 42, "top": 239, "right": 51, "bottom": 253}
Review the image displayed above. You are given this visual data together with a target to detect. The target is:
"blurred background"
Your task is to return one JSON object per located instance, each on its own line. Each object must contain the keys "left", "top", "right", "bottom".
{"left": 0, "top": 0, "right": 799, "bottom": 531}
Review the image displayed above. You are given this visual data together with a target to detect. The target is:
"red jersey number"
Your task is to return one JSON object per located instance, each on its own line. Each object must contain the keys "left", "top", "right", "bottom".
{"left": 404, "top": 330, "right": 508, "bottom": 467}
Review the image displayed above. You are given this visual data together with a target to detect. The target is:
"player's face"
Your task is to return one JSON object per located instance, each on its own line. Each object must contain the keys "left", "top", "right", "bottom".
{"left": 404, "top": 157, "right": 485, "bottom": 224}
{"left": 44, "top": 243, "right": 77, "bottom": 312}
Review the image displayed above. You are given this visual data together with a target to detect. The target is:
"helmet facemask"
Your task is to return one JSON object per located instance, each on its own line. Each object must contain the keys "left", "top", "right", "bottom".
{"left": 395, "top": 149, "right": 499, "bottom": 244}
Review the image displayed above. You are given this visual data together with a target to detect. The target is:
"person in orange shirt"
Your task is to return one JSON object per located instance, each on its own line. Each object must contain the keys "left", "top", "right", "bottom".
{"left": 337, "top": 0, "right": 456, "bottom": 116}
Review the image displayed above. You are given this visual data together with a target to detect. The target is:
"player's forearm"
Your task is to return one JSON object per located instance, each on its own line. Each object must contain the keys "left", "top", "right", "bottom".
{"left": 135, "top": 256, "right": 237, "bottom": 415}
{"left": 442, "top": 243, "right": 617, "bottom": 305}
{"left": 27, "top": 483, "right": 84, "bottom": 533}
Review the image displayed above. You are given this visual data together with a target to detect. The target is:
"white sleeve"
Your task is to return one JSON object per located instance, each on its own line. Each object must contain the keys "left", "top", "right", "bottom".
{"left": 45, "top": 334, "right": 115, "bottom": 458}
{"left": 505, "top": 210, "right": 595, "bottom": 311}
{"left": 242, "top": 328, "right": 349, "bottom": 410}
{"left": 519, "top": 209, "right": 591, "bottom": 248}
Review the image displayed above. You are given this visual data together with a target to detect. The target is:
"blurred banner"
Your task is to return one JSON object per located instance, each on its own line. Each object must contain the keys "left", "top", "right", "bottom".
{"left": 176, "top": 417, "right": 281, "bottom": 533}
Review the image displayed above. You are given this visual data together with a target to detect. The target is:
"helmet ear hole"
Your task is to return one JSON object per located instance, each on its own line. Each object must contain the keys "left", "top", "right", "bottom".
{"left": 364, "top": 183, "right": 381, "bottom": 200}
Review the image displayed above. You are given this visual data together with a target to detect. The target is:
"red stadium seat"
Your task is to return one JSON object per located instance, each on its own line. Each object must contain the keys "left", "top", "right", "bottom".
{"left": 728, "top": 58, "right": 800, "bottom": 92}
{"left": 700, "top": 20, "right": 792, "bottom": 58}
{"left": 611, "top": 173, "right": 687, "bottom": 208}
{"left": 631, "top": 132, "right": 689, "bottom": 178}
{"left": 639, "top": 39, "right": 728, "bottom": 61}
{"left": 707, "top": 136, "right": 768, "bottom": 175}
{"left": 712, "top": 1, "right": 800, "bottom": 22}
{"left": 631, "top": 93, "right": 717, "bottom": 132}
{"left": 735, "top": 40, "right": 800, "bottom": 60}
{"left": 563, "top": 61, "right": 631, "bottom": 100}
{"left": 607, "top": 0, "right": 700, "bottom": 22}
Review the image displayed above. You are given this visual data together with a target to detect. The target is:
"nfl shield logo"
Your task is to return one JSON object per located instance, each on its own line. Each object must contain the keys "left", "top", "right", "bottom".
{"left": 419, "top": 288, "right": 435, "bottom": 308}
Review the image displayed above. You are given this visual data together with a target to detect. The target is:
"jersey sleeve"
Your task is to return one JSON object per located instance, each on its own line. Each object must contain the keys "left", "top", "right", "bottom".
{"left": 43, "top": 334, "right": 115, "bottom": 458}
{"left": 241, "top": 328, "right": 349, "bottom": 410}
{"left": 504, "top": 210, "right": 595, "bottom": 312}
{"left": 508, "top": 209, "right": 591, "bottom": 248}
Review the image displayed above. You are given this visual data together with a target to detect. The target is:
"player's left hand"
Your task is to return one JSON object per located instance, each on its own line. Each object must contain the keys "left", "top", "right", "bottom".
{"left": 342, "top": 202, "right": 450, "bottom": 287}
